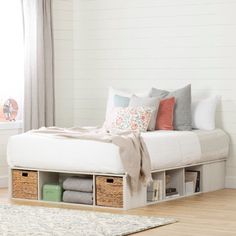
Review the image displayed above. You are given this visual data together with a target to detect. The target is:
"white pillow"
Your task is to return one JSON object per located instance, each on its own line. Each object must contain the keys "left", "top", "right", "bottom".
{"left": 105, "top": 87, "right": 150, "bottom": 120}
{"left": 191, "top": 96, "right": 220, "bottom": 130}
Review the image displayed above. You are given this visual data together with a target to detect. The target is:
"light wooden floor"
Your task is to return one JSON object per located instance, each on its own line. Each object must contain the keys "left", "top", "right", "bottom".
{"left": 1, "top": 188, "right": 236, "bottom": 236}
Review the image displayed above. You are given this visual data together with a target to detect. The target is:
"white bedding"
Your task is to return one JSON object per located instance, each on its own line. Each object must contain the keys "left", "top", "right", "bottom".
{"left": 7, "top": 129, "right": 229, "bottom": 174}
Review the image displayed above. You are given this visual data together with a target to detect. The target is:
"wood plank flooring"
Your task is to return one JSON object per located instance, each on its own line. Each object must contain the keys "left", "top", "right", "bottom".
{"left": 0, "top": 188, "right": 236, "bottom": 236}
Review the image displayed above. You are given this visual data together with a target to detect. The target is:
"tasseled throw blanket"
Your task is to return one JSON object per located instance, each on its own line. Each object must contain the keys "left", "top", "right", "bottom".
{"left": 30, "top": 127, "right": 152, "bottom": 192}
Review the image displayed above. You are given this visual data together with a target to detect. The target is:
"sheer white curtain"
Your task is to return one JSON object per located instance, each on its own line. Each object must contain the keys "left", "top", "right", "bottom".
{"left": 22, "top": 0, "right": 55, "bottom": 131}
{"left": 0, "top": 1, "right": 24, "bottom": 120}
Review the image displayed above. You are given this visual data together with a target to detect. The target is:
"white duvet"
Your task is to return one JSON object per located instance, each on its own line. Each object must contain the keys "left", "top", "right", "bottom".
{"left": 7, "top": 129, "right": 229, "bottom": 174}
{"left": 141, "top": 131, "right": 201, "bottom": 170}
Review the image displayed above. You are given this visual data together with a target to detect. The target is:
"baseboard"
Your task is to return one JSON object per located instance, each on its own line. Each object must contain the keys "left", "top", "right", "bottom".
{"left": 0, "top": 176, "right": 8, "bottom": 188}
{"left": 225, "top": 176, "right": 236, "bottom": 188}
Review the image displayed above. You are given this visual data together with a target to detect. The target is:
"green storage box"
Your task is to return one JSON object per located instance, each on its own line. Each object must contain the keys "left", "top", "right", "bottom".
{"left": 43, "top": 184, "right": 62, "bottom": 202}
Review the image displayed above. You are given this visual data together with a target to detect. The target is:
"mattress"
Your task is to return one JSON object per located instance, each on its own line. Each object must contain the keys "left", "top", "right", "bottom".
{"left": 7, "top": 129, "right": 229, "bottom": 174}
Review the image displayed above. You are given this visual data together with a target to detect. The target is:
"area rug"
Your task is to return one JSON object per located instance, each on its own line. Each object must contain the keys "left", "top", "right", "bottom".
{"left": 0, "top": 204, "right": 176, "bottom": 236}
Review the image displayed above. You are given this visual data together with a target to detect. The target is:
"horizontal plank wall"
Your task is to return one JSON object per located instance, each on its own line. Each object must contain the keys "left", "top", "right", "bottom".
{"left": 53, "top": 0, "right": 74, "bottom": 127}
{"left": 73, "top": 0, "right": 236, "bottom": 187}
{"left": 0, "top": 127, "right": 22, "bottom": 187}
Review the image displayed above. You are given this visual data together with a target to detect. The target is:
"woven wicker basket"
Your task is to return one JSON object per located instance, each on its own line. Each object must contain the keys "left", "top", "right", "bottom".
{"left": 12, "top": 170, "right": 38, "bottom": 200}
{"left": 96, "top": 176, "right": 123, "bottom": 208}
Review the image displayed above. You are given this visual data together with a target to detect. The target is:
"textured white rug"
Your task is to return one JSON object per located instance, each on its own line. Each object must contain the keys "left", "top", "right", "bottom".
{"left": 0, "top": 204, "right": 176, "bottom": 235}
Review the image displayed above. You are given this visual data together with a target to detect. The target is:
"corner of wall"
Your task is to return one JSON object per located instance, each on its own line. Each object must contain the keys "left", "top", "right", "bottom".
{"left": 225, "top": 176, "right": 236, "bottom": 189}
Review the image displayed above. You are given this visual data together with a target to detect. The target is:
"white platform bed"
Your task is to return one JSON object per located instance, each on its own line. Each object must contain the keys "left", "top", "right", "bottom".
{"left": 7, "top": 129, "right": 229, "bottom": 210}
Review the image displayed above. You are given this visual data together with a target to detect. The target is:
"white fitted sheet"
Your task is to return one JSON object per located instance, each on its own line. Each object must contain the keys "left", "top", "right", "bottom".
{"left": 7, "top": 129, "right": 229, "bottom": 174}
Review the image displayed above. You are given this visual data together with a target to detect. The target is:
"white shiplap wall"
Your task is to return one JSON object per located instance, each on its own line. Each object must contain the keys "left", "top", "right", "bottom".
{"left": 72, "top": 0, "right": 236, "bottom": 187}
{"left": 0, "top": 125, "right": 22, "bottom": 187}
{"left": 53, "top": 0, "right": 74, "bottom": 127}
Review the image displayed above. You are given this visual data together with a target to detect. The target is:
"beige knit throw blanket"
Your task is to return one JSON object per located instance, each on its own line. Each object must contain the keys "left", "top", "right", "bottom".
{"left": 30, "top": 127, "right": 152, "bottom": 192}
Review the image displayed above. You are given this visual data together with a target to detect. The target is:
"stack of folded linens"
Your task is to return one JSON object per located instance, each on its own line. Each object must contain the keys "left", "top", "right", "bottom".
{"left": 62, "top": 176, "right": 93, "bottom": 205}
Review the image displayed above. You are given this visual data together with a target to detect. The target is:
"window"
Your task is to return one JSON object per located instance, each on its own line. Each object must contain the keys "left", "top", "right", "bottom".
{"left": 0, "top": 1, "right": 24, "bottom": 121}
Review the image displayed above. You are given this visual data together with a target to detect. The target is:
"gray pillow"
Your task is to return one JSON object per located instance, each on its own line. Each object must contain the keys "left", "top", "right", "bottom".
{"left": 149, "top": 84, "right": 192, "bottom": 131}
{"left": 129, "top": 95, "right": 160, "bottom": 131}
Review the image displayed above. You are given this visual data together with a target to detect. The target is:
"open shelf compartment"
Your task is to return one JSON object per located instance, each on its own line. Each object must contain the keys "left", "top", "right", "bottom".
{"left": 165, "top": 168, "right": 184, "bottom": 199}
{"left": 184, "top": 165, "right": 202, "bottom": 195}
{"left": 38, "top": 171, "right": 94, "bottom": 205}
{"left": 147, "top": 171, "right": 165, "bottom": 203}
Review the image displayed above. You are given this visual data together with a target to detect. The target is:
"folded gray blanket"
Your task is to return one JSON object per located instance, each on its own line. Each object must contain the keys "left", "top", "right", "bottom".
{"left": 63, "top": 190, "right": 93, "bottom": 205}
{"left": 63, "top": 177, "right": 93, "bottom": 192}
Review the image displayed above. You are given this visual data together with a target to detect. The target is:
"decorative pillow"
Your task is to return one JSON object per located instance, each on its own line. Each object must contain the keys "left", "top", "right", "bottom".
{"left": 192, "top": 96, "right": 220, "bottom": 130}
{"left": 149, "top": 84, "right": 192, "bottom": 131}
{"left": 105, "top": 107, "right": 153, "bottom": 132}
{"left": 113, "top": 95, "right": 130, "bottom": 107}
{"left": 105, "top": 87, "right": 151, "bottom": 120}
{"left": 156, "top": 97, "right": 175, "bottom": 130}
{"left": 129, "top": 95, "right": 160, "bottom": 131}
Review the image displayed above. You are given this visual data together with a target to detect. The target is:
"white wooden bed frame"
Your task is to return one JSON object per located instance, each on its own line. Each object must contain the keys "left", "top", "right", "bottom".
{"left": 9, "top": 158, "right": 226, "bottom": 210}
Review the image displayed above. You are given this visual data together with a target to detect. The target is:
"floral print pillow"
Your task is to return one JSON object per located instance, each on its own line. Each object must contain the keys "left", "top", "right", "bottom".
{"left": 105, "top": 107, "right": 153, "bottom": 132}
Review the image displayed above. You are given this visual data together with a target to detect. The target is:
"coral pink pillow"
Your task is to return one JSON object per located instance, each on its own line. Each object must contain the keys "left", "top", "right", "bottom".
{"left": 156, "top": 97, "right": 175, "bottom": 130}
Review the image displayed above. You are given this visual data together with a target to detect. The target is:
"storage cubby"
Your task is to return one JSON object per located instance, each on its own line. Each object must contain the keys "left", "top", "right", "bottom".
{"left": 147, "top": 171, "right": 165, "bottom": 202}
{"left": 96, "top": 176, "right": 123, "bottom": 208}
{"left": 165, "top": 168, "right": 184, "bottom": 199}
{"left": 39, "top": 171, "right": 94, "bottom": 205}
{"left": 12, "top": 169, "right": 38, "bottom": 200}
{"left": 185, "top": 166, "right": 202, "bottom": 195}
{"left": 147, "top": 167, "right": 203, "bottom": 203}
{"left": 38, "top": 171, "right": 60, "bottom": 200}
{"left": 59, "top": 173, "right": 94, "bottom": 205}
